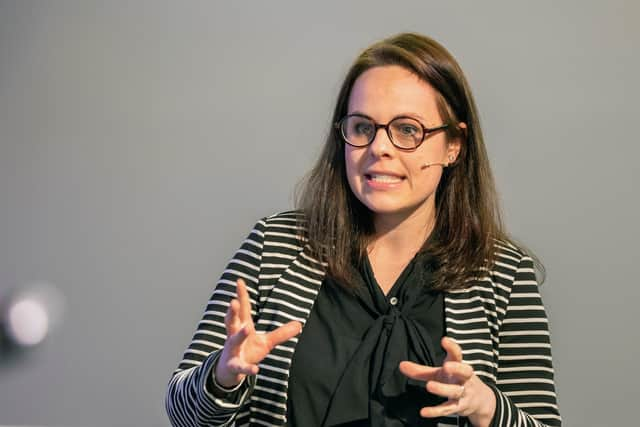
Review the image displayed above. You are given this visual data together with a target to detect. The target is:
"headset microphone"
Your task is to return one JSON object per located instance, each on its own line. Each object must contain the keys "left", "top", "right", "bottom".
{"left": 420, "top": 162, "right": 449, "bottom": 170}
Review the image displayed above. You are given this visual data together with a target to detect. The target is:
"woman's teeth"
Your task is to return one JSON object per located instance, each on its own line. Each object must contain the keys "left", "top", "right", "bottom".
{"left": 369, "top": 174, "right": 402, "bottom": 183}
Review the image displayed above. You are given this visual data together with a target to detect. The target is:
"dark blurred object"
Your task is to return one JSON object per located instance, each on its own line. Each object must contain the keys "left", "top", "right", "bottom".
{"left": 0, "top": 282, "right": 64, "bottom": 361}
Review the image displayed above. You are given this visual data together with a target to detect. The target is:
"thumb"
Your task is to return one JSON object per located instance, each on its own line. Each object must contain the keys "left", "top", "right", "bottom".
{"left": 265, "top": 321, "right": 302, "bottom": 350}
{"left": 442, "top": 336, "right": 463, "bottom": 362}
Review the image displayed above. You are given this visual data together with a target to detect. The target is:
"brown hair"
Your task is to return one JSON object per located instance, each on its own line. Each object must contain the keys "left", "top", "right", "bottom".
{"left": 296, "top": 32, "right": 543, "bottom": 290}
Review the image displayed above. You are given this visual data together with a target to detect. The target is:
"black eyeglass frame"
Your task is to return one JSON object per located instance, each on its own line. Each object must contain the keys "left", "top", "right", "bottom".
{"left": 334, "top": 113, "right": 449, "bottom": 151}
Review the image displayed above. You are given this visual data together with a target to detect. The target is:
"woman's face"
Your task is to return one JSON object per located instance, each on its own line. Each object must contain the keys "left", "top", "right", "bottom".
{"left": 345, "top": 65, "right": 461, "bottom": 225}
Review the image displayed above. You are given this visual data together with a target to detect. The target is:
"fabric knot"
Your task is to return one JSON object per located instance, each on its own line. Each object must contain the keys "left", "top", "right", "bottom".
{"left": 382, "top": 310, "right": 399, "bottom": 329}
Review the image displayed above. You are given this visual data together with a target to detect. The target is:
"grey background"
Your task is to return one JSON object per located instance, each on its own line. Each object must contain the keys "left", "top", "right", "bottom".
{"left": 0, "top": 1, "right": 638, "bottom": 426}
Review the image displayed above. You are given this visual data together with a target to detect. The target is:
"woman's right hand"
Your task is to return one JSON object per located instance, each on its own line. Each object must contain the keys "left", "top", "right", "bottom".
{"left": 214, "top": 278, "right": 302, "bottom": 388}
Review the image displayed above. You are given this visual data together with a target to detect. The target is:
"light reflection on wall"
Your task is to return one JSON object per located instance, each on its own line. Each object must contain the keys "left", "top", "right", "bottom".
{"left": 0, "top": 282, "right": 65, "bottom": 356}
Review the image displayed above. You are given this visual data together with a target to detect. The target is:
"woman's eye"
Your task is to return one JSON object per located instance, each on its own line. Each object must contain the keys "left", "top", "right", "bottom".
{"left": 398, "top": 124, "right": 418, "bottom": 135}
{"left": 354, "top": 122, "right": 373, "bottom": 135}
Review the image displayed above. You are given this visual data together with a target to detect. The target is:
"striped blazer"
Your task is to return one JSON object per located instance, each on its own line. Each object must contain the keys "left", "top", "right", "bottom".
{"left": 166, "top": 211, "right": 561, "bottom": 427}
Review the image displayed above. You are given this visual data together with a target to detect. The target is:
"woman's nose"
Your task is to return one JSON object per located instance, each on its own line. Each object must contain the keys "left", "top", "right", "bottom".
{"left": 368, "top": 127, "right": 394, "bottom": 157}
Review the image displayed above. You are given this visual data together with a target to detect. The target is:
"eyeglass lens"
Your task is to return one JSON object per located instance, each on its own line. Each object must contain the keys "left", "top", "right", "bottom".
{"left": 341, "top": 116, "right": 423, "bottom": 148}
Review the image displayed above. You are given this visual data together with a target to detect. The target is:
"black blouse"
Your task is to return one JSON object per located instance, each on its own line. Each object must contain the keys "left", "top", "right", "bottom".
{"left": 287, "top": 251, "right": 447, "bottom": 426}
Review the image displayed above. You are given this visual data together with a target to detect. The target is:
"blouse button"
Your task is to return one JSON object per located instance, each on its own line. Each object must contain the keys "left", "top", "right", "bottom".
{"left": 389, "top": 297, "right": 398, "bottom": 306}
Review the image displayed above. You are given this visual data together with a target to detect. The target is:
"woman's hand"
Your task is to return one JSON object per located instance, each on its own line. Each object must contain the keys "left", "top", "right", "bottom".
{"left": 399, "top": 337, "right": 496, "bottom": 427}
{"left": 214, "top": 278, "right": 302, "bottom": 388}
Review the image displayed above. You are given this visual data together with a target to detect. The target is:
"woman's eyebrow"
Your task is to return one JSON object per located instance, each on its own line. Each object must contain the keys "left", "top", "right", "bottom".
{"left": 397, "top": 112, "right": 427, "bottom": 120}
{"left": 348, "top": 110, "right": 372, "bottom": 118}
{"left": 348, "top": 111, "right": 428, "bottom": 121}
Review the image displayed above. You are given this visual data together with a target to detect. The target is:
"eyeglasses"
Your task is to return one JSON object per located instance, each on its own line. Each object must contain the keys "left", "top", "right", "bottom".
{"left": 335, "top": 114, "right": 448, "bottom": 151}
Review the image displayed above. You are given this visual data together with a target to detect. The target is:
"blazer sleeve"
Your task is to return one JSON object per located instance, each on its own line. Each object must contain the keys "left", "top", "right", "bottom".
{"left": 165, "top": 218, "right": 266, "bottom": 427}
{"left": 490, "top": 255, "right": 562, "bottom": 427}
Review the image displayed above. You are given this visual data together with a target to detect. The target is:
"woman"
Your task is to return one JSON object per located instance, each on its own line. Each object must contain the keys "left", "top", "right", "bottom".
{"left": 166, "top": 33, "right": 561, "bottom": 427}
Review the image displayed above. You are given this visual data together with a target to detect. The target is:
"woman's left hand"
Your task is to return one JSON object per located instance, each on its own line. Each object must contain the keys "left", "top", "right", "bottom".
{"left": 399, "top": 336, "right": 496, "bottom": 427}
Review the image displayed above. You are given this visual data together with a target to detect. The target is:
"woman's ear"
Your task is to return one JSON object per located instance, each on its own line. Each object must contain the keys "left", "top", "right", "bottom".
{"left": 446, "top": 122, "right": 466, "bottom": 163}
{"left": 457, "top": 122, "right": 468, "bottom": 139}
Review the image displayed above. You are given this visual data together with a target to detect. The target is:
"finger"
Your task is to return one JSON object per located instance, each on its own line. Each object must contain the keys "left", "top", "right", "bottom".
{"left": 426, "top": 380, "right": 466, "bottom": 400}
{"left": 399, "top": 361, "right": 440, "bottom": 381}
{"left": 225, "top": 299, "right": 242, "bottom": 334}
{"left": 226, "top": 323, "right": 250, "bottom": 350}
{"left": 441, "top": 361, "right": 474, "bottom": 382}
{"left": 264, "top": 321, "right": 303, "bottom": 349}
{"left": 420, "top": 400, "right": 460, "bottom": 418}
{"left": 227, "top": 357, "right": 260, "bottom": 376}
{"left": 236, "top": 278, "right": 252, "bottom": 324}
{"left": 442, "top": 336, "right": 463, "bottom": 362}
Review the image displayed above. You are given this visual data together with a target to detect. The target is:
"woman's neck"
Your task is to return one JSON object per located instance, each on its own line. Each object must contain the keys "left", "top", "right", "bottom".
{"left": 369, "top": 206, "right": 436, "bottom": 256}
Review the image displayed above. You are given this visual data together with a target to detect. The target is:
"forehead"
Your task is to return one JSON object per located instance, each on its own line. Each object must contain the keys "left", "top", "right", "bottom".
{"left": 347, "top": 65, "right": 440, "bottom": 121}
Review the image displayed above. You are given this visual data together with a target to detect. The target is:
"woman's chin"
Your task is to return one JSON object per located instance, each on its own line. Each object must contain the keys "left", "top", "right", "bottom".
{"left": 361, "top": 198, "right": 434, "bottom": 222}
{"left": 365, "top": 203, "right": 416, "bottom": 218}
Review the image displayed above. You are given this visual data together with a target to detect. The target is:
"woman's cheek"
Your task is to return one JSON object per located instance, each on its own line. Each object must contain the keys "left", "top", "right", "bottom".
{"left": 344, "top": 149, "right": 362, "bottom": 193}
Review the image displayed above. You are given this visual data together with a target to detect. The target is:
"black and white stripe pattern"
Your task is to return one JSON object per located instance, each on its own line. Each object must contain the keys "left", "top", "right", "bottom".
{"left": 166, "top": 211, "right": 561, "bottom": 426}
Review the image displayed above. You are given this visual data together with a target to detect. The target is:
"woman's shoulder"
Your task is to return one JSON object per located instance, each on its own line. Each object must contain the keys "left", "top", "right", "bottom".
{"left": 485, "top": 237, "right": 542, "bottom": 291}
{"left": 259, "top": 210, "right": 307, "bottom": 232}
{"left": 251, "top": 210, "right": 308, "bottom": 248}
{"left": 263, "top": 209, "right": 306, "bottom": 223}
{"left": 490, "top": 237, "right": 531, "bottom": 270}
{"left": 448, "top": 238, "right": 539, "bottom": 305}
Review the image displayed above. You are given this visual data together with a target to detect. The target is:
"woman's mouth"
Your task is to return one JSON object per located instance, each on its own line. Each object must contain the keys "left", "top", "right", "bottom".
{"left": 366, "top": 174, "right": 404, "bottom": 184}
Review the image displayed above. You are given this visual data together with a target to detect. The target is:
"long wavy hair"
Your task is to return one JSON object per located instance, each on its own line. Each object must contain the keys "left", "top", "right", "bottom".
{"left": 295, "top": 32, "right": 543, "bottom": 290}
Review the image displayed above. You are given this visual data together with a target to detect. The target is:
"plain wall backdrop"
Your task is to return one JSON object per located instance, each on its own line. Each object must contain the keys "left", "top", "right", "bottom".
{"left": 1, "top": 1, "right": 638, "bottom": 426}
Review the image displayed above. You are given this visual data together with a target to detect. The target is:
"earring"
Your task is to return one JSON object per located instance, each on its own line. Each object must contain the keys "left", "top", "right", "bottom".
{"left": 448, "top": 155, "right": 454, "bottom": 162}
